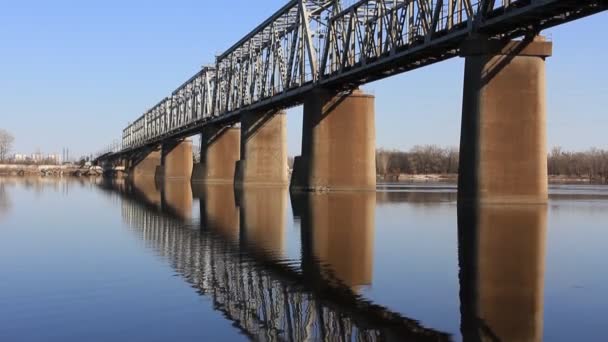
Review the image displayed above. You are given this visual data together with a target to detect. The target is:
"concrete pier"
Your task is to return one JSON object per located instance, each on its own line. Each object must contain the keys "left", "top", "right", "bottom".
{"left": 291, "top": 88, "right": 376, "bottom": 191}
{"left": 156, "top": 139, "right": 193, "bottom": 181}
{"left": 128, "top": 148, "right": 161, "bottom": 184}
{"left": 458, "top": 204, "right": 547, "bottom": 342}
{"left": 458, "top": 36, "right": 552, "bottom": 204}
{"left": 235, "top": 110, "right": 288, "bottom": 187}
{"left": 192, "top": 126, "right": 241, "bottom": 184}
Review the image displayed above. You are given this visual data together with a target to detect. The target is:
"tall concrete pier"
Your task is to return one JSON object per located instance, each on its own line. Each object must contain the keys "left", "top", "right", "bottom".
{"left": 127, "top": 148, "right": 161, "bottom": 184}
{"left": 235, "top": 110, "right": 288, "bottom": 187}
{"left": 292, "top": 89, "right": 376, "bottom": 191}
{"left": 192, "top": 126, "right": 241, "bottom": 184}
{"left": 156, "top": 139, "right": 193, "bottom": 181}
{"left": 458, "top": 36, "right": 552, "bottom": 204}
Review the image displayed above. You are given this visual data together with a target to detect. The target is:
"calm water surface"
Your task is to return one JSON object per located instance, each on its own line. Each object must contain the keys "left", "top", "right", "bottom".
{"left": 0, "top": 177, "right": 607, "bottom": 341}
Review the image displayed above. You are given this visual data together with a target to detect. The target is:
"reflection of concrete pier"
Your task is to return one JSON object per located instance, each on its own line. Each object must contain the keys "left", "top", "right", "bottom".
{"left": 195, "top": 184, "right": 239, "bottom": 241}
{"left": 292, "top": 192, "right": 375, "bottom": 291}
{"left": 161, "top": 180, "right": 193, "bottom": 220}
{"left": 458, "top": 204, "right": 547, "bottom": 342}
{"left": 130, "top": 175, "right": 161, "bottom": 208}
{"left": 104, "top": 181, "right": 449, "bottom": 341}
{"left": 236, "top": 187, "right": 287, "bottom": 258}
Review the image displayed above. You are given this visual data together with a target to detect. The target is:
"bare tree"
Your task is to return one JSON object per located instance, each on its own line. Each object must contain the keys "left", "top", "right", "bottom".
{"left": 548, "top": 147, "right": 608, "bottom": 183}
{"left": 0, "top": 129, "right": 15, "bottom": 161}
{"left": 376, "top": 149, "right": 392, "bottom": 177}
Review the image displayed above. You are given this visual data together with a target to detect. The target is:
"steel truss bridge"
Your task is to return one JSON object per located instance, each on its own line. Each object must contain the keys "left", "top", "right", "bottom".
{"left": 100, "top": 0, "right": 605, "bottom": 157}
{"left": 99, "top": 182, "right": 450, "bottom": 341}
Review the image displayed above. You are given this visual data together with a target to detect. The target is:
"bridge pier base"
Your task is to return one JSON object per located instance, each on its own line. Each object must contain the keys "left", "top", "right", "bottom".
{"left": 156, "top": 139, "right": 193, "bottom": 181}
{"left": 234, "top": 110, "right": 288, "bottom": 187}
{"left": 291, "top": 88, "right": 376, "bottom": 191}
{"left": 192, "top": 126, "right": 241, "bottom": 184}
{"left": 458, "top": 36, "right": 552, "bottom": 204}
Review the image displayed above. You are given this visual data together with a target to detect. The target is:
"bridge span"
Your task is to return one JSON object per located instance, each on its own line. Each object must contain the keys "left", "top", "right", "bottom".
{"left": 97, "top": 0, "right": 606, "bottom": 203}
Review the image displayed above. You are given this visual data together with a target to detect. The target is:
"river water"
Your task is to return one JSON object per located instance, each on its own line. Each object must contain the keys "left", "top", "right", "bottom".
{"left": 0, "top": 177, "right": 606, "bottom": 341}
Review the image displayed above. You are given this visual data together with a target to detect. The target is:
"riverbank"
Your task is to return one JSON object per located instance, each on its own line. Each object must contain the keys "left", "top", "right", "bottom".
{"left": 0, "top": 164, "right": 101, "bottom": 177}
{"left": 378, "top": 173, "right": 607, "bottom": 185}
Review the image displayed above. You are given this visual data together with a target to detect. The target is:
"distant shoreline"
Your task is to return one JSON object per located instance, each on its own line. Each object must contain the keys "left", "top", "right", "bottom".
{"left": 0, "top": 164, "right": 99, "bottom": 177}
{"left": 378, "top": 173, "right": 607, "bottom": 185}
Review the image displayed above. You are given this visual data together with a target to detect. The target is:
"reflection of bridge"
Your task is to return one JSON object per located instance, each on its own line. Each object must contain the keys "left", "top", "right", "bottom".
{"left": 458, "top": 204, "right": 547, "bottom": 342}
{"left": 97, "top": 0, "right": 605, "bottom": 203}
{"left": 105, "top": 180, "right": 451, "bottom": 341}
{"left": 100, "top": 179, "right": 551, "bottom": 341}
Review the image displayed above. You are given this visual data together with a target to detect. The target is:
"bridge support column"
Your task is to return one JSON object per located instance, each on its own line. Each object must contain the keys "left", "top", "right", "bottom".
{"left": 458, "top": 36, "right": 552, "bottom": 204}
{"left": 156, "top": 139, "right": 193, "bottom": 181}
{"left": 234, "top": 110, "right": 288, "bottom": 187}
{"left": 113, "top": 158, "right": 127, "bottom": 178}
{"left": 291, "top": 88, "right": 376, "bottom": 191}
{"left": 192, "top": 126, "right": 241, "bottom": 184}
{"left": 127, "top": 148, "right": 161, "bottom": 184}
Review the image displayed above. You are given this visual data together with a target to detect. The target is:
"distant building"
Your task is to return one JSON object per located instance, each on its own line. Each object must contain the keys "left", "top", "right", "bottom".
{"left": 12, "top": 154, "right": 27, "bottom": 162}
{"left": 7, "top": 152, "right": 62, "bottom": 164}
{"left": 47, "top": 154, "right": 62, "bottom": 164}
{"left": 31, "top": 153, "right": 44, "bottom": 163}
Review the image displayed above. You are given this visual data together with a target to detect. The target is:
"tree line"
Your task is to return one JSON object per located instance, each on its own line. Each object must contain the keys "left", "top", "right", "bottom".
{"left": 376, "top": 145, "right": 459, "bottom": 176}
{"left": 548, "top": 147, "right": 608, "bottom": 183}
{"left": 376, "top": 145, "right": 608, "bottom": 183}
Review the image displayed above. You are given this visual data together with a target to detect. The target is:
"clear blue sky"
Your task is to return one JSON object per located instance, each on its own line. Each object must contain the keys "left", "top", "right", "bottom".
{"left": 1, "top": 1, "right": 606, "bottom": 158}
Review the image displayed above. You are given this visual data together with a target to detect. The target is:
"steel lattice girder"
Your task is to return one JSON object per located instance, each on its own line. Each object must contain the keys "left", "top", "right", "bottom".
{"left": 100, "top": 0, "right": 604, "bottom": 157}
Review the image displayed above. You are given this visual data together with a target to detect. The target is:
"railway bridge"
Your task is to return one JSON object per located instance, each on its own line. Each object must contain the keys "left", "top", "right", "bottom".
{"left": 96, "top": 0, "right": 606, "bottom": 203}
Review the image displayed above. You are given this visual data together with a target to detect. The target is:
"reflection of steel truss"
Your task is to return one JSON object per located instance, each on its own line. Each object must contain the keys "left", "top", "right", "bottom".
{"left": 115, "top": 0, "right": 604, "bottom": 153}
{"left": 117, "top": 194, "right": 450, "bottom": 341}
